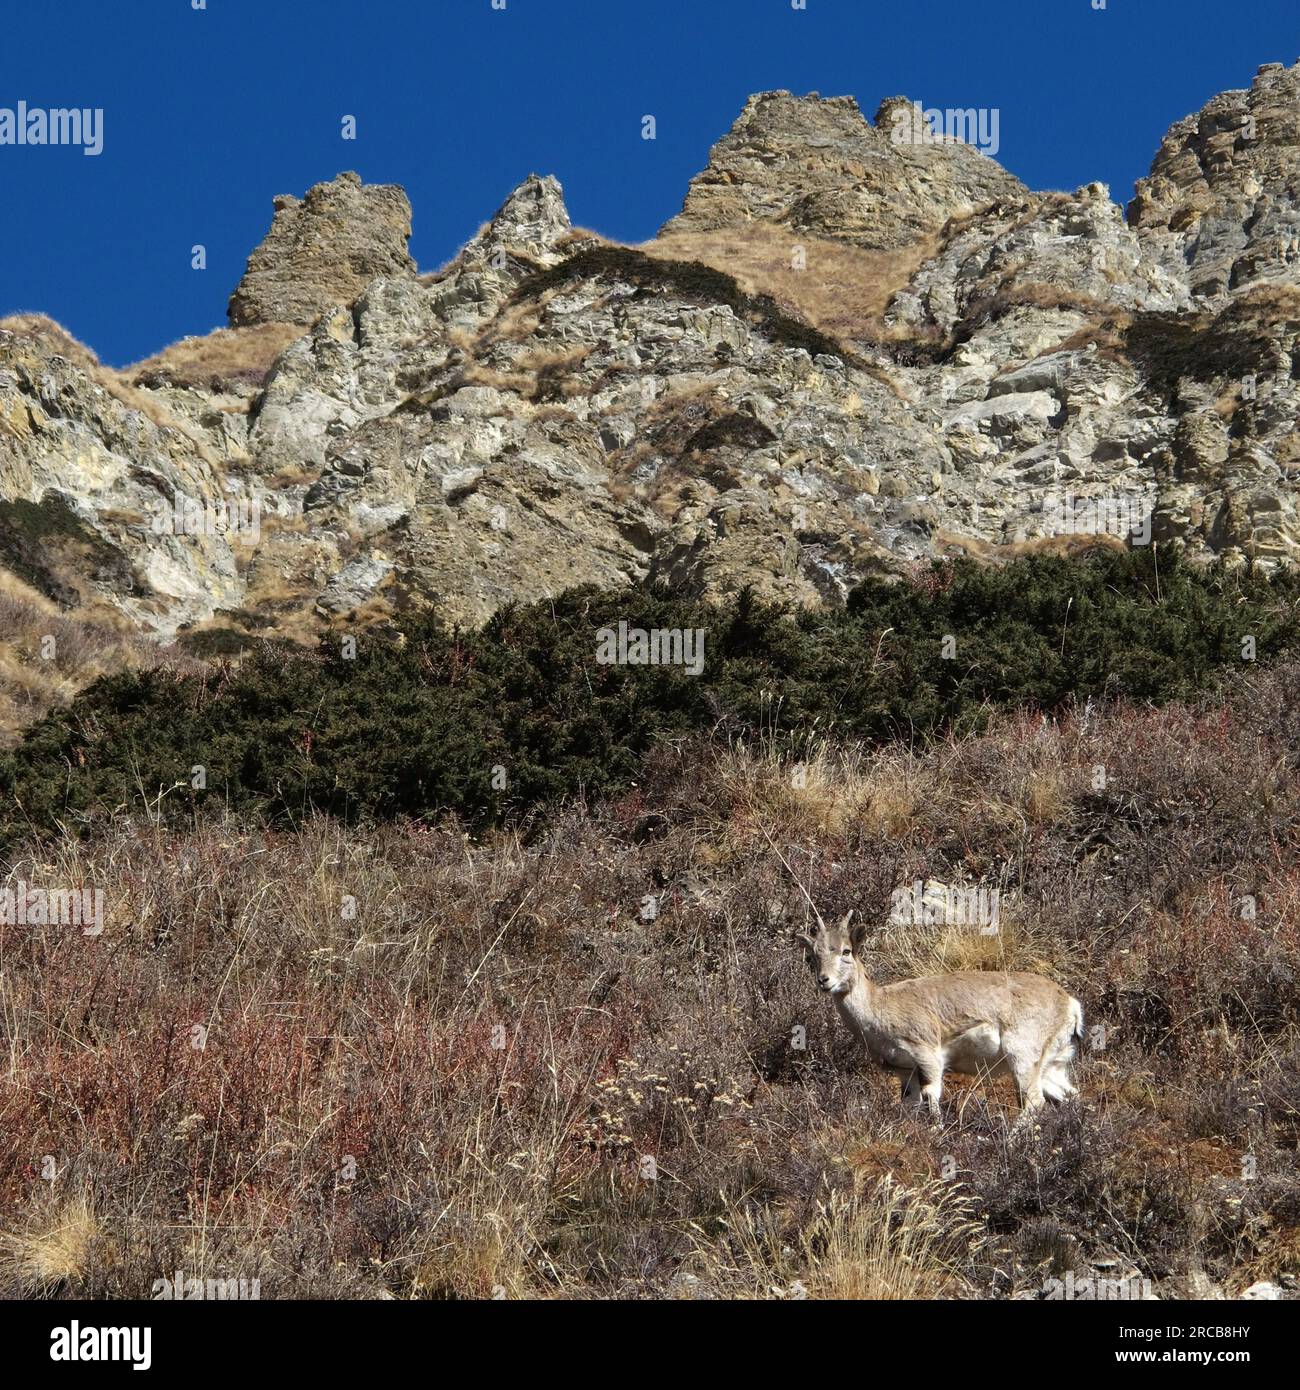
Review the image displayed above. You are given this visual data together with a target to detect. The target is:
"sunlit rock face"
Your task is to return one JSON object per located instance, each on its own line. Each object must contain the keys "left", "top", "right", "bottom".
{"left": 5, "top": 64, "right": 1300, "bottom": 646}
{"left": 1130, "top": 61, "right": 1300, "bottom": 301}
{"left": 662, "top": 89, "right": 1027, "bottom": 250}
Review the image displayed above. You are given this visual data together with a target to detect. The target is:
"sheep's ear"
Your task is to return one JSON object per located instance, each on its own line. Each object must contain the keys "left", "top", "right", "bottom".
{"left": 845, "top": 910, "right": 869, "bottom": 949}
{"left": 794, "top": 929, "right": 815, "bottom": 949}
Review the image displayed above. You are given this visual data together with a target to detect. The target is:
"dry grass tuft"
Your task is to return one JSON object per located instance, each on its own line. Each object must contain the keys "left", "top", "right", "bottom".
{"left": 645, "top": 222, "right": 938, "bottom": 345}
{"left": 0, "top": 313, "right": 102, "bottom": 371}
{"left": 0, "top": 573, "right": 202, "bottom": 745}
{"left": 1, "top": 1194, "right": 100, "bottom": 1294}
{"left": 697, "top": 1177, "right": 981, "bottom": 1299}
{"left": 127, "top": 323, "right": 303, "bottom": 392}
{"left": 712, "top": 739, "right": 875, "bottom": 843}
{"left": 0, "top": 313, "right": 226, "bottom": 462}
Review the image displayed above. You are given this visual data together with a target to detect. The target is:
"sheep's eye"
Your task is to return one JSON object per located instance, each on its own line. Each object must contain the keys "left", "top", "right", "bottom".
{"left": 841, "top": 948, "right": 852, "bottom": 958}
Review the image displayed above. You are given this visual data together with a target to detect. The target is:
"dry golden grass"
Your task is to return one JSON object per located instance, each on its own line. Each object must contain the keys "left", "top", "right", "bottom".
{"left": 444, "top": 324, "right": 479, "bottom": 353}
{"left": 698, "top": 1177, "right": 981, "bottom": 1299}
{"left": 515, "top": 342, "right": 591, "bottom": 375}
{"left": 0, "top": 573, "right": 201, "bottom": 745}
{"left": 0, "top": 1194, "right": 100, "bottom": 1294}
{"left": 529, "top": 404, "right": 579, "bottom": 426}
{"left": 644, "top": 221, "right": 938, "bottom": 345}
{"left": 1241, "top": 1224, "right": 1300, "bottom": 1287}
{"left": 452, "top": 362, "right": 535, "bottom": 397}
{"left": 711, "top": 739, "right": 875, "bottom": 845}
{"left": 955, "top": 758, "right": 1074, "bottom": 831}
{"left": 1000, "top": 311, "right": 1134, "bottom": 371}
{"left": 1224, "top": 281, "right": 1300, "bottom": 325}
{"left": 466, "top": 343, "right": 596, "bottom": 403}
{"left": 604, "top": 378, "right": 749, "bottom": 510}
{"left": 875, "top": 907, "right": 1073, "bottom": 982}
{"left": 473, "top": 295, "right": 551, "bottom": 351}
{"left": 0, "top": 312, "right": 101, "bottom": 371}
{"left": 259, "top": 511, "right": 313, "bottom": 541}
{"left": 696, "top": 725, "right": 1098, "bottom": 989}
{"left": 1276, "top": 432, "right": 1300, "bottom": 467}
{"left": 931, "top": 530, "right": 1130, "bottom": 563}
{"left": 3, "top": 668, "right": 1300, "bottom": 1297}
{"left": 803, "top": 1181, "right": 982, "bottom": 1299}
{"left": 127, "top": 323, "right": 303, "bottom": 390}
{"left": 223, "top": 574, "right": 322, "bottom": 641}
{"left": 709, "top": 739, "right": 942, "bottom": 850}
{"left": 968, "top": 280, "right": 1114, "bottom": 327}
{"left": 265, "top": 463, "right": 319, "bottom": 489}
{"left": 1018, "top": 764, "right": 1072, "bottom": 825}
{"left": 859, "top": 756, "right": 938, "bottom": 838}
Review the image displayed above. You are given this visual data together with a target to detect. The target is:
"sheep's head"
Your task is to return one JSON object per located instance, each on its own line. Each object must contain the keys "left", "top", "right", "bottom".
{"left": 797, "top": 911, "right": 863, "bottom": 996}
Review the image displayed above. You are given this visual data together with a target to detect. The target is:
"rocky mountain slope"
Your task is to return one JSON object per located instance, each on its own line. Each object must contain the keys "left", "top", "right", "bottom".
{"left": 2, "top": 61, "right": 1300, "bottom": 652}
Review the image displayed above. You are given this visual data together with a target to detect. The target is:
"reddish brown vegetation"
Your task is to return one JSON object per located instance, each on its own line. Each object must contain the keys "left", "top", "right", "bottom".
{"left": 2, "top": 661, "right": 1299, "bottom": 1298}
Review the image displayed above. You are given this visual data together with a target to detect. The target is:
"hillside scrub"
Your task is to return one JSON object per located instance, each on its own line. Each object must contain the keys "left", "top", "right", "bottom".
{"left": 2, "top": 660, "right": 1299, "bottom": 1298}
{"left": 1, "top": 545, "right": 1297, "bottom": 845}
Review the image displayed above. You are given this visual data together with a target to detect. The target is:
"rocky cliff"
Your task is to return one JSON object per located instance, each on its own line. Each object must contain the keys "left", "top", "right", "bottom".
{"left": 3, "top": 63, "right": 1299, "bottom": 653}
{"left": 227, "top": 170, "right": 417, "bottom": 328}
{"left": 662, "top": 89, "right": 1026, "bottom": 249}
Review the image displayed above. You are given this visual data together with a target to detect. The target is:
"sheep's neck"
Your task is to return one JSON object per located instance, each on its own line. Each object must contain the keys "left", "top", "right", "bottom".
{"left": 833, "top": 967, "right": 879, "bottom": 1045}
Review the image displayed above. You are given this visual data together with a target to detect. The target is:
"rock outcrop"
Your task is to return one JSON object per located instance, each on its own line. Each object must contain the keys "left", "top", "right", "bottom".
{"left": 1130, "top": 61, "right": 1300, "bottom": 300}
{"left": 662, "top": 90, "right": 1027, "bottom": 249}
{"left": 228, "top": 171, "right": 416, "bottom": 327}
{"left": 0, "top": 321, "right": 245, "bottom": 636}
{"left": 4, "top": 62, "right": 1300, "bottom": 652}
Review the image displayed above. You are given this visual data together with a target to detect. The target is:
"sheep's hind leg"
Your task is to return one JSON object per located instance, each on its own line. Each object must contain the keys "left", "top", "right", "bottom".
{"left": 1010, "top": 1058, "right": 1046, "bottom": 1135}
{"left": 1042, "top": 1061, "right": 1077, "bottom": 1103}
{"left": 898, "top": 1069, "right": 925, "bottom": 1112}
{"left": 914, "top": 1052, "right": 945, "bottom": 1123}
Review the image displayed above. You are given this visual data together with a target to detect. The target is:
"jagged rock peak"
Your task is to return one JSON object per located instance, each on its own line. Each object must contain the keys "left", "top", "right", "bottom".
{"left": 227, "top": 170, "right": 416, "bottom": 328}
{"left": 464, "top": 173, "right": 572, "bottom": 268}
{"left": 424, "top": 174, "right": 574, "bottom": 333}
{"left": 1129, "top": 59, "right": 1300, "bottom": 299}
{"left": 661, "top": 88, "right": 1026, "bottom": 250}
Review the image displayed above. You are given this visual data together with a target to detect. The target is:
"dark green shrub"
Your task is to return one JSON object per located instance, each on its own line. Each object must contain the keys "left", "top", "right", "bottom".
{"left": 2, "top": 546, "right": 1296, "bottom": 844}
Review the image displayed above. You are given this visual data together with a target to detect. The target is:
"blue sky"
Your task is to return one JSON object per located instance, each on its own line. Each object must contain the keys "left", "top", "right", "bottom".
{"left": 1, "top": 0, "right": 1296, "bottom": 366}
